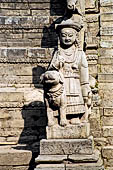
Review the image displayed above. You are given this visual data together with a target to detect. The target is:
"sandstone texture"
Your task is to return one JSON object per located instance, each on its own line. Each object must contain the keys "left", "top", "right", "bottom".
{"left": 0, "top": 0, "right": 112, "bottom": 169}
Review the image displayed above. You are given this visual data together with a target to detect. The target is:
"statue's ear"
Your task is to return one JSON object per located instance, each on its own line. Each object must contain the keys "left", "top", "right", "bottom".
{"left": 40, "top": 73, "right": 45, "bottom": 84}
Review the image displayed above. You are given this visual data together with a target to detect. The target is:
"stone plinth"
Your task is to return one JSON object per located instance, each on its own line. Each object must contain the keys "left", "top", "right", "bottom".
{"left": 35, "top": 136, "right": 104, "bottom": 170}
{"left": 47, "top": 123, "right": 90, "bottom": 139}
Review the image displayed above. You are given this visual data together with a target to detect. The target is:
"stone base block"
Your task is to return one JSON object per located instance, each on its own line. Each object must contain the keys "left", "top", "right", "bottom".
{"left": 47, "top": 123, "right": 90, "bottom": 139}
{"left": 40, "top": 138, "right": 93, "bottom": 155}
{"left": 66, "top": 158, "right": 104, "bottom": 170}
{"left": 36, "top": 149, "right": 100, "bottom": 164}
{"left": 35, "top": 159, "right": 104, "bottom": 170}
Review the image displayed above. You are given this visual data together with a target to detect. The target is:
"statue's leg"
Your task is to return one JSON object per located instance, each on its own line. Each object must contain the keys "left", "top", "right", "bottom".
{"left": 60, "top": 105, "right": 67, "bottom": 126}
{"left": 45, "top": 99, "right": 55, "bottom": 127}
{"left": 59, "top": 94, "right": 67, "bottom": 126}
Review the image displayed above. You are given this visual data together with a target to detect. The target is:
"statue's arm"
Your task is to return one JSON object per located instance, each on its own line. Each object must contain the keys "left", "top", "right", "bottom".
{"left": 80, "top": 52, "right": 89, "bottom": 85}
{"left": 80, "top": 52, "right": 92, "bottom": 106}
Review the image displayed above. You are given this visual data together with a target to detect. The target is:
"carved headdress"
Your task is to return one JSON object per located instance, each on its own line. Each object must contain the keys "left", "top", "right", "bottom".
{"left": 56, "top": 15, "right": 83, "bottom": 33}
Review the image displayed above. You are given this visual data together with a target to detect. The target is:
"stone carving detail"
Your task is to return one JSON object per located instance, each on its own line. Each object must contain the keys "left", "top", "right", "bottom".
{"left": 41, "top": 16, "right": 92, "bottom": 127}
{"left": 67, "top": 0, "right": 85, "bottom": 16}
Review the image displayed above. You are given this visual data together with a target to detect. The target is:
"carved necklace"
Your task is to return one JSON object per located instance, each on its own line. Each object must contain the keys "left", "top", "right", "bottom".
{"left": 60, "top": 47, "right": 78, "bottom": 63}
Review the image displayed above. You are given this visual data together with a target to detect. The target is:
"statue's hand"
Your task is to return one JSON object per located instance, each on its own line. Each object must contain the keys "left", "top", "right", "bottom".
{"left": 67, "top": 0, "right": 77, "bottom": 11}
{"left": 81, "top": 84, "right": 92, "bottom": 107}
{"left": 57, "top": 54, "right": 65, "bottom": 69}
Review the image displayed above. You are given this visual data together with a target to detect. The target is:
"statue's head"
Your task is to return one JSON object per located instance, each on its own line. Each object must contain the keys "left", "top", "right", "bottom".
{"left": 59, "top": 27, "right": 77, "bottom": 47}
{"left": 56, "top": 17, "right": 83, "bottom": 47}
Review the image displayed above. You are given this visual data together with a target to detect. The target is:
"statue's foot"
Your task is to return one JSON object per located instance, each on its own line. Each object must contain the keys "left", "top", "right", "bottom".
{"left": 48, "top": 120, "right": 55, "bottom": 127}
{"left": 60, "top": 120, "right": 67, "bottom": 127}
{"left": 70, "top": 118, "right": 81, "bottom": 124}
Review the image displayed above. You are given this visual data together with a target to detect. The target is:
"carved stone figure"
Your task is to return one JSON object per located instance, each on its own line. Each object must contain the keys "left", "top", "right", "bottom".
{"left": 41, "top": 17, "right": 91, "bottom": 127}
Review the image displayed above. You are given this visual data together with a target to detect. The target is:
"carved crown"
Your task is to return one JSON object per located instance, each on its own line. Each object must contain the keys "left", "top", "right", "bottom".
{"left": 56, "top": 15, "right": 83, "bottom": 33}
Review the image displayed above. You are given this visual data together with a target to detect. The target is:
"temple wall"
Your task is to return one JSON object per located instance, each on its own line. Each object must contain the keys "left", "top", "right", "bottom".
{"left": 0, "top": 0, "right": 113, "bottom": 169}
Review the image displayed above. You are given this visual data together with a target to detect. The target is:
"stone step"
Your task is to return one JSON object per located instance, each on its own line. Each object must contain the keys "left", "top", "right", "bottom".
{"left": 35, "top": 158, "right": 104, "bottom": 170}
{"left": 40, "top": 138, "right": 94, "bottom": 155}
{"left": 36, "top": 149, "right": 100, "bottom": 164}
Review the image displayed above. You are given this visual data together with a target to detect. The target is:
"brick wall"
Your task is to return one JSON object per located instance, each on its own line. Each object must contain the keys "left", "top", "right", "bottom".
{"left": 0, "top": 0, "right": 112, "bottom": 169}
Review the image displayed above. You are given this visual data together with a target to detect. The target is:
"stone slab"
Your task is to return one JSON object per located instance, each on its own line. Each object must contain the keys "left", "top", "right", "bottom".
{"left": 47, "top": 124, "right": 90, "bottom": 139}
{"left": 0, "top": 146, "right": 32, "bottom": 166}
{"left": 68, "top": 150, "right": 100, "bottom": 163}
{"left": 66, "top": 164, "right": 104, "bottom": 170}
{"left": 35, "top": 164, "right": 65, "bottom": 170}
{"left": 40, "top": 138, "right": 93, "bottom": 155}
{"left": 66, "top": 157, "right": 104, "bottom": 169}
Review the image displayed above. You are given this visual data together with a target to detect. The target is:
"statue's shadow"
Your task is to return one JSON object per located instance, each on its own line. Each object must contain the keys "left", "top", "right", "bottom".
{"left": 13, "top": 1, "right": 67, "bottom": 169}
{"left": 13, "top": 66, "right": 47, "bottom": 170}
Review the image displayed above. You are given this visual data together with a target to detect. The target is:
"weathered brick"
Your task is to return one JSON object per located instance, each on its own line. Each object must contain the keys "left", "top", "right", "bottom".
{"left": 98, "top": 74, "right": 113, "bottom": 83}
{"left": 101, "top": 6, "right": 113, "bottom": 13}
{"left": 101, "top": 13, "right": 113, "bottom": 22}
{"left": 102, "top": 146, "right": 113, "bottom": 159}
{"left": 100, "top": 0, "right": 113, "bottom": 7}
{"left": 102, "top": 116, "right": 113, "bottom": 126}
{"left": 102, "top": 126, "right": 113, "bottom": 137}
{"left": 104, "top": 107, "right": 113, "bottom": 116}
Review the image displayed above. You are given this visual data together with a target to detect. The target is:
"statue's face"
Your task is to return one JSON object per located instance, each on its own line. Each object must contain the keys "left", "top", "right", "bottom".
{"left": 59, "top": 27, "right": 77, "bottom": 46}
{"left": 67, "top": 0, "right": 77, "bottom": 11}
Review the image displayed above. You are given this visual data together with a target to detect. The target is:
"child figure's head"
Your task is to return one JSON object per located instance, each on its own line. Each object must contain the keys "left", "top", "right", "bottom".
{"left": 59, "top": 27, "right": 78, "bottom": 47}
{"left": 56, "top": 17, "right": 82, "bottom": 48}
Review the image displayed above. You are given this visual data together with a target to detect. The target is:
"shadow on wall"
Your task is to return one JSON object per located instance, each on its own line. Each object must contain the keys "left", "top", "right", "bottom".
{"left": 14, "top": 66, "right": 47, "bottom": 170}
{"left": 41, "top": 0, "right": 67, "bottom": 48}
{"left": 14, "top": 0, "right": 67, "bottom": 169}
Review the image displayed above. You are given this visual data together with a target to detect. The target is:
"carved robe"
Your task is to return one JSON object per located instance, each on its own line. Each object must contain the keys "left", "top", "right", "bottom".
{"left": 48, "top": 48, "right": 89, "bottom": 115}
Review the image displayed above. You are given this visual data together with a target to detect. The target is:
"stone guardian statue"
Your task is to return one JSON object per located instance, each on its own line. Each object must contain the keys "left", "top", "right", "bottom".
{"left": 41, "top": 17, "right": 91, "bottom": 127}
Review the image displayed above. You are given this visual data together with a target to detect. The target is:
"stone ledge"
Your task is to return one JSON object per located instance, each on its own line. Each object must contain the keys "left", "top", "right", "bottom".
{"left": 36, "top": 149, "right": 100, "bottom": 164}
{"left": 0, "top": 146, "right": 32, "bottom": 166}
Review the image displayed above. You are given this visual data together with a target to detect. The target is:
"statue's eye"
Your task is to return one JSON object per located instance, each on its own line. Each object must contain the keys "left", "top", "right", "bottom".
{"left": 68, "top": 34, "right": 73, "bottom": 37}
{"left": 61, "top": 33, "right": 66, "bottom": 37}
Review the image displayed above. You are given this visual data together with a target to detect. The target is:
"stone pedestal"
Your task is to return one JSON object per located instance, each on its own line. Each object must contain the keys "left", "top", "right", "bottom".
{"left": 47, "top": 123, "right": 90, "bottom": 139}
{"left": 35, "top": 124, "right": 104, "bottom": 170}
